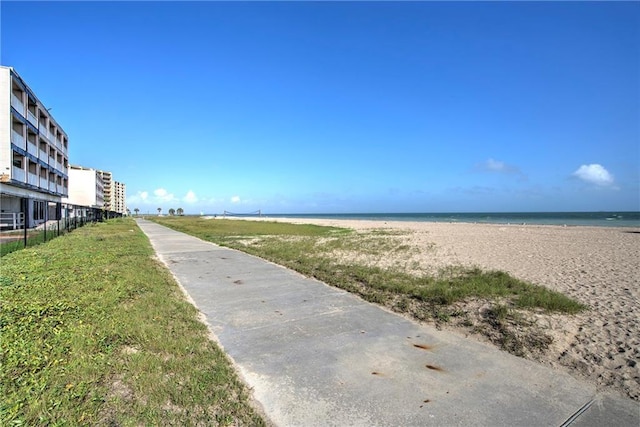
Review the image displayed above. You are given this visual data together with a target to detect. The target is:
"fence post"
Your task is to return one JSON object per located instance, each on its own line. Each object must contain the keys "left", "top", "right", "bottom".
{"left": 56, "top": 203, "right": 61, "bottom": 237}
{"left": 44, "top": 203, "right": 48, "bottom": 243}
{"left": 22, "top": 198, "right": 28, "bottom": 248}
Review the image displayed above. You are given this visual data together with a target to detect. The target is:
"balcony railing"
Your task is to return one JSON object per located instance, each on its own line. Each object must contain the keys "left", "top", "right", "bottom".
{"left": 27, "top": 111, "right": 38, "bottom": 126}
{"left": 39, "top": 176, "right": 48, "bottom": 188}
{"left": 12, "top": 167, "right": 25, "bottom": 183}
{"left": 39, "top": 148, "right": 48, "bottom": 161}
{"left": 49, "top": 181, "right": 57, "bottom": 192}
{"left": 27, "top": 141, "right": 38, "bottom": 156}
{"left": 11, "top": 130, "right": 25, "bottom": 149}
{"left": 11, "top": 93, "right": 25, "bottom": 115}
{"left": 38, "top": 125, "right": 49, "bottom": 141}
{"left": 28, "top": 172, "right": 38, "bottom": 186}
{"left": 0, "top": 212, "right": 25, "bottom": 230}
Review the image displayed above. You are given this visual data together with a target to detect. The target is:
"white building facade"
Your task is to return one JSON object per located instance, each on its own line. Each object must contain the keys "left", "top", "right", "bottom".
{"left": 113, "top": 180, "right": 126, "bottom": 214}
{"left": 0, "top": 66, "right": 69, "bottom": 229}
{"left": 63, "top": 165, "right": 104, "bottom": 209}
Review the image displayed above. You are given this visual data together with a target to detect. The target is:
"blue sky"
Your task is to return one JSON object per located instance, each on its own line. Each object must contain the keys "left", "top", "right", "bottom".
{"left": 2, "top": 1, "right": 638, "bottom": 214}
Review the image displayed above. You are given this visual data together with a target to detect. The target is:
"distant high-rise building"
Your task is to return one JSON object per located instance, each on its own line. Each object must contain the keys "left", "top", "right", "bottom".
{"left": 96, "top": 170, "right": 126, "bottom": 214}
{"left": 97, "top": 170, "right": 112, "bottom": 211}
{"left": 113, "top": 180, "right": 126, "bottom": 214}
{"left": 0, "top": 66, "right": 69, "bottom": 229}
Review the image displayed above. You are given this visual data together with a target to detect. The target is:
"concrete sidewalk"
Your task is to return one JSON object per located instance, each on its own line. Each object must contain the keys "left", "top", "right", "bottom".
{"left": 136, "top": 219, "right": 639, "bottom": 426}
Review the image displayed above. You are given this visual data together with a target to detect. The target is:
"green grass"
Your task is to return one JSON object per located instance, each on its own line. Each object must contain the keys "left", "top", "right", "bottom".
{"left": 1, "top": 230, "right": 56, "bottom": 257}
{"left": 0, "top": 218, "right": 265, "bottom": 426}
{"left": 149, "top": 215, "right": 345, "bottom": 238}
{"left": 150, "top": 216, "right": 587, "bottom": 356}
{"left": 151, "top": 216, "right": 585, "bottom": 315}
{"left": 1, "top": 221, "right": 74, "bottom": 257}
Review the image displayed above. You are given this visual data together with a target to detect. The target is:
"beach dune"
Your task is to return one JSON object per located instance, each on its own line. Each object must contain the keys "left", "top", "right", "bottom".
{"left": 235, "top": 216, "right": 640, "bottom": 401}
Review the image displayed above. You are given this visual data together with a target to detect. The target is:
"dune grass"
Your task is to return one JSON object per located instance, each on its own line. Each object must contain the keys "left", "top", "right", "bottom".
{"left": 150, "top": 217, "right": 585, "bottom": 314}
{"left": 149, "top": 216, "right": 587, "bottom": 356}
{"left": 0, "top": 218, "right": 265, "bottom": 426}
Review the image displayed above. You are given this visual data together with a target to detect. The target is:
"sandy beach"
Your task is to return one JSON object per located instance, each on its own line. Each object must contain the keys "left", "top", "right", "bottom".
{"left": 234, "top": 216, "right": 640, "bottom": 401}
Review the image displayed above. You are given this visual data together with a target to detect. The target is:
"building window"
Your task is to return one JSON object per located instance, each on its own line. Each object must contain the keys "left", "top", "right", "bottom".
{"left": 27, "top": 129, "right": 37, "bottom": 144}
{"left": 33, "top": 201, "right": 45, "bottom": 221}
{"left": 28, "top": 100, "right": 37, "bottom": 118}
{"left": 12, "top": 153, "right": 24, "bottom": 168}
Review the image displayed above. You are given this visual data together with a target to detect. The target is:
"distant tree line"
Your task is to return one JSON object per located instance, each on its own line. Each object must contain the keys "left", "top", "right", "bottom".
{"left": 131, "top": 208, "right": 184, "bottom": 216}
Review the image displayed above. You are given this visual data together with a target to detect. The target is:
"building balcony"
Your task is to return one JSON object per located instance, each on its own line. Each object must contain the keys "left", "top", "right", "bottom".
{"left": 11, "top": 130, "right": 25, "bottom": 150}
{"left": 56, "top": 161, "right": 63, "bottom": 172}
{"left": 49, "top": 181, "right": 57, "bottom": 192}
{"left": 28, "top": 172, "right": 38, "bottom": 186}
{"left": 39, "top": 176, "right": 48, "bottom": 188}
{"left": 11, "top": 93, "right": 25, "bottom": 115}
{"left": 38, "top": 125, "right": 49, "bottom": 141}
{"left": 27, "top": 111, "right": 38, "bottom": 126}
{"left": 27, "top": 141, "right": 38, "bottom": 157}
{"left": 12, "top": 167, "right": 25, "bottom": 183}
{"left": 39, "top": 148, "right": 48, "bottom": 162}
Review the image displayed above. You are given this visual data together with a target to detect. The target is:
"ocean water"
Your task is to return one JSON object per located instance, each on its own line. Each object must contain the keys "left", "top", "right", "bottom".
{"left": 258, "top": 212, "right": 640, "bottom": 228}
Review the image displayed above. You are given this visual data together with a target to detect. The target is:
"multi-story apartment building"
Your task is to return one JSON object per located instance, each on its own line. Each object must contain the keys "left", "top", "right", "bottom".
{"left": 98, "top": 170, "right": 112, "bottom": 211}
{"left": 95, "top": 170, "right": 126, "bottom": 215}
{"left": 113, "top": 180, "right": 126, "bottom": 214}
{"left": 0, "top": 66, "right": 69, "bottom": 229}
{"left": 63, "top": 165, "right": 104, "bottom": 209}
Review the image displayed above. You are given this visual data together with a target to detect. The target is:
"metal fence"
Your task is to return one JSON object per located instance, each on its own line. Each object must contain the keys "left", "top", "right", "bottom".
{"left": 0, "top": 201, "right": 123, "bottom": 257}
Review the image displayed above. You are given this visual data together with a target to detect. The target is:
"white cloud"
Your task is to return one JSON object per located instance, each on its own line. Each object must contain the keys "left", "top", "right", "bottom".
{"left": 126, "top": 191, "right": 148, "bottom": 204}
{"left": 153, "top": 188, "right": 175, "bottom": 202}
{"left": 485, "top": 158, "right": 508, "bottom": 172}
{"left": 231, "top": 196, "right": 241, "bottom": 203}
{"left": 573, "top": 164, "right": 615, "bottom": 186}
{"left": 128, "top": 188, "right": 178, "bottom": 206}
{"left": 477, "top": 158, "right": 526, "bottom": 179}
{"left": 183, "top": 190, "right": 198, "bottom": 203}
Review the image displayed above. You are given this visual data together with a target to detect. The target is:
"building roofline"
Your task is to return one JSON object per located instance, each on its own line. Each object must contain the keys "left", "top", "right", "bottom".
{"left": 2, "top": 65, "right": 68, "bottom": 136}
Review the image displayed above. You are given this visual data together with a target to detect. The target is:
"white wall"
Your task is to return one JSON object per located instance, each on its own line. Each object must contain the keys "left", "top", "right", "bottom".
{"left": 66, "top": 168, "right": 99, "bottom": 207}
{"left": 0, "top": 67, "right": 11, "bottom": 177}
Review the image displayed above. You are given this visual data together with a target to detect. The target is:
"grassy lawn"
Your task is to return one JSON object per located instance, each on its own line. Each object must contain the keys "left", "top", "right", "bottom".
{"left": 0, "top": 218, "right": 266, "bottom": 426}
{"left": 150, "top": 216, "right": 586, "bottom": 356}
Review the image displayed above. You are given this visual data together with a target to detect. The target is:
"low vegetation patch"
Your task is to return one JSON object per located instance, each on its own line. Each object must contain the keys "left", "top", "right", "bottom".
{"left": 0, "top": 218, "right": 265, "bottom": 426}
{"left": 151, "top": 217, "right": 587, "bottom": 357}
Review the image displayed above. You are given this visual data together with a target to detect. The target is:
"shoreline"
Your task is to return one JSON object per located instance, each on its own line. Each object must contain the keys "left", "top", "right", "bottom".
{"left": 222, "top": 216, "right": 640, "bottom": 401}
{"left": 212, "top": 211, "right": 640, "bottom": 229}
{"left": 221, "top": 214, "right": 640, "bottom": 232}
